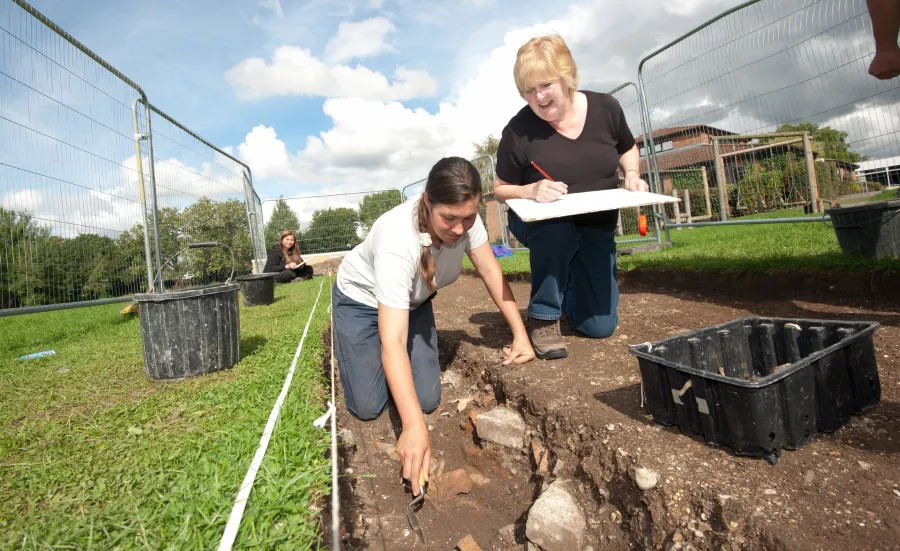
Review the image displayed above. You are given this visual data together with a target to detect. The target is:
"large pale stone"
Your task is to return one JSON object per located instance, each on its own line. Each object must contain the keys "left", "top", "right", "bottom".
{"left": 475, "top": 407, "right": 527, "bottom": 449}
{"left": 525, "top": 480, "right": 587, "bottom": 551}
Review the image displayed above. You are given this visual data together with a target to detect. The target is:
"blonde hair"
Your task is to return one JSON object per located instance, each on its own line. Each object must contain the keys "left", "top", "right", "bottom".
{"left": 416, "top": 157, "right": 483, "bottom": 291}
{"left": 513, "top": 33, "right": 578, "bottom": 99}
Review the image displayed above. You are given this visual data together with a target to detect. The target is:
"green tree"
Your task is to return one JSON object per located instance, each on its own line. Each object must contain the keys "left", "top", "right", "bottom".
{"left": 302, "top": 207, "right": 360, "bottom": 254}
{"left": 774, "top": 123, "right": 866, "bottom": 163}
{"left": 472, "top": 134, "right": 499, "bottom": 194}
{"left": 65, "top": 233, "right": 121, "bottom": 299}
{"left": 264, "top": 198, "right": 301, "bottom": 248}
{"left": 358, "top": 190, "right": 403, "bottom": 235}
{"left": 178, "top": 198, "right": 253, "bottom": 284}
{"left": 0, "top": 207, "right": 51, "bottom": 308}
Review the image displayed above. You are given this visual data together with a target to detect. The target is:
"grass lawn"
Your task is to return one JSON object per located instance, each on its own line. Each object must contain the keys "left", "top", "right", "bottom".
{"left": 471, "top": 207, "right": 900, "bottom": 277}
{"left": 838, "top": 188, "right": 898, "bottom": 205}
{"left": 0, "top": 279, "right": 332, "bottom": 549}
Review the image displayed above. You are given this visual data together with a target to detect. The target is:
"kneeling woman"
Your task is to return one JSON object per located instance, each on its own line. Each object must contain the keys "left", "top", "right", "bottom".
{"left": 332, "top": 156, "right": 534, "bottom": 495}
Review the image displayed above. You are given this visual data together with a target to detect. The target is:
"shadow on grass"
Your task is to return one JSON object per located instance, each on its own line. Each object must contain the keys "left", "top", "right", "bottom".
{"left": 240, "top": 336, "right": 268, "bottom": 359}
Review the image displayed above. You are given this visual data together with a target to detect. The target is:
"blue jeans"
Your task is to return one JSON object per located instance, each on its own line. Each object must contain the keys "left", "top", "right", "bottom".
{"left": 508, "top": 210, "right": 620, "bottom": 338}
{"left": 331, "top": 282, "right": 441, "bottom": 421}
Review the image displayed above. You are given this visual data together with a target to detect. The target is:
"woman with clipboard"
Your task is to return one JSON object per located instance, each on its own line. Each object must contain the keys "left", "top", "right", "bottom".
{"left": 264, "top": 230, "right": 313, "bottom": 283}
{"left": 492, "top": 33, "right": 649, "bottom": 360}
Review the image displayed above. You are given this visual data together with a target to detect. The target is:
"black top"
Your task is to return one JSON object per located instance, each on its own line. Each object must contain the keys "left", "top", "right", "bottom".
{"left": 495, "top": 90, "right": 636, "bottom": 231}
{"left": 263, "top": 244, "right": 303, "bottom": 273}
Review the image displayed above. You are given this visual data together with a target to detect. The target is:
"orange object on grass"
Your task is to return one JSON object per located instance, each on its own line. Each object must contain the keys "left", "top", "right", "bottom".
{"left": 638, "top": 214, "right": 648, "bottom": 236}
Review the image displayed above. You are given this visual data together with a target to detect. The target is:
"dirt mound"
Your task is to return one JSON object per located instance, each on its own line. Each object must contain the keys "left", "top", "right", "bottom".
{"left": 311, "top": 257, "right": 344, "bottom": 276}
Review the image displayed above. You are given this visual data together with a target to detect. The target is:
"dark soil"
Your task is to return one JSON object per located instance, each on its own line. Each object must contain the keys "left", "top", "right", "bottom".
{"left": 327, "top": 271, "right": 900, "bottom": 551}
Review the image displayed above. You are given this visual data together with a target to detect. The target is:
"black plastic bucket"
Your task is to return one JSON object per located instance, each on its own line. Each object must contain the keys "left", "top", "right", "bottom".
{"left": 134, "top": 283, "right": 241, "bottom": 381}
{"left": 825, "top": 199, "right": 900, "bottom": 259}
{"left": 235, "top": 273, "right": 277, "bottom": 307}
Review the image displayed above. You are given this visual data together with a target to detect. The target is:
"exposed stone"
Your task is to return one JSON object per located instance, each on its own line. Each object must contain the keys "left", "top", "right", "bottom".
{"left": 633, "top": 467, "right": 659, "bottom": 491}
{"left": 469, "top": 472, "right": 491, "bottom": 486}
{"left": 526, "top": 480, "right": 587, "bottom": 551}
{"left": 458, "top": 397, "right": 475, "bottom": 413}
{"left": 373, "top": 441, "right": 398, "bottom": 460}
{"left": 475, "top": 407, "right": 527, "bottom": 449}
{"left": 338, "top": 428, "right": 355, "bottom": 446}
{"left": 456, "top": 534, "right": 483, "bottom": 551}
{"left": 497, "top": 524, "right": 516, "bottom": 541}
{"left": 441, "top": 370, "right": 463, "bottom": 389}
{"left": 433, "top": 468, "right": 473, "bottom": 502}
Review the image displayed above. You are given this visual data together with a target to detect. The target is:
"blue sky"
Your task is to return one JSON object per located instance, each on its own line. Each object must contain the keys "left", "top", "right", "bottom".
{"left": 4, "top": 0, "right": 896, "bottom": 232}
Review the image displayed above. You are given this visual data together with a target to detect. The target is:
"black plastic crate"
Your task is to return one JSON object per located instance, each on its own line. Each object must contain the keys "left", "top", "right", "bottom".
{"left": 628, "top": 317, "right": 881, "bottom": 464}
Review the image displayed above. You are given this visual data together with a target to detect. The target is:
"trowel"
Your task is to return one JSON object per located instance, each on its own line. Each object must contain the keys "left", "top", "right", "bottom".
{"left": 406, "top": 469, "right": 427, "bottom": 545}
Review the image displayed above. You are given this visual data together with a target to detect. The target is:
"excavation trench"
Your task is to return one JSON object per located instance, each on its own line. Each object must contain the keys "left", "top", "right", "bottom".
{"left": 319, "top": 274, "right": 900, "bottom": 551}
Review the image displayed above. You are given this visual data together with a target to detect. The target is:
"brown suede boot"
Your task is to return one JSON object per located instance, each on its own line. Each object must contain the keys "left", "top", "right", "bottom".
{"left": 529, "top": 317, "right": 568, "bottom": 360}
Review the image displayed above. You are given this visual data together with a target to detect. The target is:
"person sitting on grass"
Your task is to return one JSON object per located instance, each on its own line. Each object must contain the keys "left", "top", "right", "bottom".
{"left": 332, "top": 156, "right": 535, "bottom": 497}
{"left": 264, "top": 229, "right": 313, "bottom": 283}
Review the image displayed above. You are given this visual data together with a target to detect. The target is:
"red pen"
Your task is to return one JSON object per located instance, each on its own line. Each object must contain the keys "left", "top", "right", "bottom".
{"left": 530, "top": 161, "right": 553, "bottom": 181}
{"left": 531, "top": 161, "right": 567, "bottom": 199}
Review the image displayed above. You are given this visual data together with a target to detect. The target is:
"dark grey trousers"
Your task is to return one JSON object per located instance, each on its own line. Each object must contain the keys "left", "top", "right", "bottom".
{"left": 331, "top": 282, "right": 441, "bottom": 421}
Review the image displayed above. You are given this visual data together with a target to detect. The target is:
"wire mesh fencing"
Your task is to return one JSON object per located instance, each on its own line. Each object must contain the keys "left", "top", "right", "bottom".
{"left": 145, "top": 106, "right": 260, "bottom": 290}
{"left": 0, "top": 0, "right": 156, "bottom": 313}
{"left": 0, "top": 0, "right": 265, "bottom": 315}
{"left": 262, "top": 189, "right": 405, "bottom": 258}
{"left": 638, "top": 0, "right": 900, "bottom": 227}
{"left": 610, "top": 82, "right": 661, "bottom": 244}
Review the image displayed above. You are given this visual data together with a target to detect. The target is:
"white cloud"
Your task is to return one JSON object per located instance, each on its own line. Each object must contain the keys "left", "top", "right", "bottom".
{"left": 2, "top": 189, "right": 43, "bottom": 213}
{"left": 324, "top": 17, "right": 396, "bottom": 63}
{"left": 225, "top": 45, "right": 437, "bottom": 101}
{"left": 369, "top": 0, "right": 384, "bottom": 8}
{"left": 235, "top": 2, "right": 657, "bottom": 209}
{"left": 664, "top": 0, "right": 733, "bottom": 16}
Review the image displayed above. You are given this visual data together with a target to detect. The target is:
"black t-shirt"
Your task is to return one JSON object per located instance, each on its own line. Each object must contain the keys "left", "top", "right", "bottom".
{"left": 495, "top": 90, "right": 636, "bottom": 231}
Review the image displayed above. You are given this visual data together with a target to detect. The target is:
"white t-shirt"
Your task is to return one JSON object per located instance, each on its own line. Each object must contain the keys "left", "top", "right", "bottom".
{"left": 336, "top": 196, "right": 489, "bottom": 310}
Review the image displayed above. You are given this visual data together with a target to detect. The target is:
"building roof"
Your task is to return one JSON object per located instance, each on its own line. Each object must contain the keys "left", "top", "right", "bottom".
{"left": 816, "top": 158, "right": 860, "bottom": 170}
{"left": 855, "top": 155, "right": 900, "bottom": 172}
{"left": 636, "top": 142, "right": 806, "bottom": 173}
{"left": 634, "top": 124, "right": 738, "bottom": 145}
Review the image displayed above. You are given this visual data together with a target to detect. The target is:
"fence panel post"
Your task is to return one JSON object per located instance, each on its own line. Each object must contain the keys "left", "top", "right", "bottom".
{"left": 713, "top": 139, "right": 729, "bottom": 222}
{"left": 701, "top": 166, "right": 712, "bottom": 219}
{"left": 803, "top": 132, "right": 820, "bottom": 213}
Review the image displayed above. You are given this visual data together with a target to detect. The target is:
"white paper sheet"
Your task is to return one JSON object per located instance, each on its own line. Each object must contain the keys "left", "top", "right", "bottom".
{"left": 505, "top": 189, "right": 680, "bottom": 222}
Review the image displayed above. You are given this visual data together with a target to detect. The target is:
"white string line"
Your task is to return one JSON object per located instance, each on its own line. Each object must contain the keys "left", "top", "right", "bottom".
{"left": 329, "top": 275, "right": 340, "bottom": 549}
{"left": 218, "top": 278, "right": 325, "bottom": 551}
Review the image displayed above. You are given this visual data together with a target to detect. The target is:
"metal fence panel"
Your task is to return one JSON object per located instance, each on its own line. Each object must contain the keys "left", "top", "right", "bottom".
{"left": 0, "top": 0, "right": 155, "bottom": 314}
{"left": 638, "top": 0, "right": 900, "bottom": 227}
{"left": 0, "top": 0, "right": 265, "bottom": 314}
{"left": 145, "top": 106, "right": 260, "bottom": 289}
{"left": 609, "top": 82, "right": 662, "bottom": 245}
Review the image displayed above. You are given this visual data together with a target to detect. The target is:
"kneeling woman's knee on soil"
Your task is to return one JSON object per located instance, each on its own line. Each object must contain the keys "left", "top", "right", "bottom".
{"left": 574, "top": 313, "right": 619, "bottom": 339}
